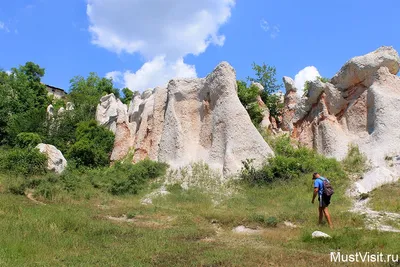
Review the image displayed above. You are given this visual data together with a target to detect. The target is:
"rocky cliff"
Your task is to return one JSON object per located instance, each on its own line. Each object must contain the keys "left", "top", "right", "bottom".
{"left": 281, "top": 46, "right": 400, "bottom": 194}
{"left": 96, "top": 62, "right": 274, "bottom": 176}
{"left": 97, "top": 46, "right": 400, "bottom": 193}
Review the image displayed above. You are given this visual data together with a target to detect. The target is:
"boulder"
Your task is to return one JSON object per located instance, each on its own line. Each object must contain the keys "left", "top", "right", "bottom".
{"left": 36, "top": 144, "right": 67, "bottom": 174}
{"left": 312, "top": 231, "right": 331, "bottom": 239}
{"left": 331, "top": 46, "right": 400, "bottom": 90}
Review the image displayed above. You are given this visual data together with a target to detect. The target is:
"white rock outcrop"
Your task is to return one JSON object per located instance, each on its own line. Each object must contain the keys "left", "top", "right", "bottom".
{"left": 97, "top": 62, "right": 274, "bottom": 177}
{"left": 36, "top": 144, "right": 67, "bottom": 174}
{"left": 311, "top": 231, "right": 331, "bottom": 239}
{"left": 282, "top": 46, "right": 400, "bottom": 194}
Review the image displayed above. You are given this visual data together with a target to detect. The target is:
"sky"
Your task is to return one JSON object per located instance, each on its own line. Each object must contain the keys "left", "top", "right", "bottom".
{"left": 0, "top": 0, "right": 399, "bottom": 96}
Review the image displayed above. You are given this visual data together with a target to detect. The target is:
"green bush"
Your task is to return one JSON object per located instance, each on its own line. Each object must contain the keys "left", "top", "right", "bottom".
{"left": 83, "top": 158, "right": 168, "bottom": 195}
{"left": 16, "top": 132, "right": 42, "bottom": 148}
{"left": 237, "top": 81, "right": 264, "bottom": 125}
{"left": 67, "top": 120, "right": 114, "bottom": 167}
{"left": 241, "top": 135, "right": 345, "bottom": 185}
{"left": 107, "top": 159, "right": 168, "bottom": 195}
{"left": 265, "top": 216, "right": 278, "bottom": 227}
{"left": 0, "top": 147, "right": 47, "bottom": 176}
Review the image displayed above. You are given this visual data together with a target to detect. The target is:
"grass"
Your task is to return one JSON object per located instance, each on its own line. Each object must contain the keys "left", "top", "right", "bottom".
{"left": 0, "top": 173, "right": 399, "bottom": 266}
{"left": 0, "top": 137, "right": 398, "bottom": 266}
{"left": 369, "top": 180, "right": 400, "bottom": 213}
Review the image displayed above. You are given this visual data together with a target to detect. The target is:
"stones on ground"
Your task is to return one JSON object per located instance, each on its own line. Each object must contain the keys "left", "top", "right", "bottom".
{"left": 311, "top": 231, "right": 331, "bottom": 239}
{"left": 283, "top": 221, "right": 297, "bottom": 228}
{"left": 232, "top": 225, "right": 263, "bottom": 234}
{"left": 35, "top": 143, "right": 67, "bottom": 174}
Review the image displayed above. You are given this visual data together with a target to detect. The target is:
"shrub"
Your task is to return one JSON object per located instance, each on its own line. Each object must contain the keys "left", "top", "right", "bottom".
{"left": 16, "top": 132, "right": 42, "bottom": 148}
{"left": 67, "top": 120, "right": 114, "bottom": 167}
{"left": 265, "top": 216, "right": 278, "bottom": 227}
{"left": 241, "top": 135, "right": 345, "bottom": 185}
{"left": 107, "top": 159, "right": 168, "bottom": 195}
{"left": 0, "top": 147, "right": 47, "bottom": 176}
{"left": 342, "top": 144, "right": 368, "bottom": 174}
{"left": 86, "top": 158, "right": 168, "bottom": 195}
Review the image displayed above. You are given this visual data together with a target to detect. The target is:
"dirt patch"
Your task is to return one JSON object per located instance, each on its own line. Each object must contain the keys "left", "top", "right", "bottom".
{"left": 106, "top": 214, "right": 174, "bottom": 229}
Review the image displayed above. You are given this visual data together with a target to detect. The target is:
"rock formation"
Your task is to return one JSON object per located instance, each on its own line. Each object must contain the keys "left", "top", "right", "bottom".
{"left": 97, "top": 62, "right": 274, "bottom": 176}
{"left": 36, "top": 143, "right": 67, "bottom": 173}
{"left": 281, "top": 46, "right": 400, "bottom": 194}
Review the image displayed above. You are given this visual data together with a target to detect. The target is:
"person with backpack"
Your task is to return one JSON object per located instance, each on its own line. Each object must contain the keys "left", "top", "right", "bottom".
{"left": 311, "top": 172, "right": 334, "bottom": 229}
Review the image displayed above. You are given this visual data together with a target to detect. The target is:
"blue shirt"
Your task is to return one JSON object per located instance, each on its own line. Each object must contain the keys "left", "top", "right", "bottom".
{"left": 314, "top": 177, "right": 327, "bottom": 196}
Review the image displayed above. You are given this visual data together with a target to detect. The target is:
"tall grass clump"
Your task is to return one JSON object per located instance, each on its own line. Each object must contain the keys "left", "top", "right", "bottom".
{"left": 105, "top": 159, "right": 168, "bottom": 195}
{"left": 341, "top": 144, "right": 368, "bottom": 174}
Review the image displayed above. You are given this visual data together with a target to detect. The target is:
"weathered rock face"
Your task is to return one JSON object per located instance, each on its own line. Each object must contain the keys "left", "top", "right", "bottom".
{"left": 36, "top": 144, "right": 67, "bottom": 173}
{"left": 97, "top": 62, "right": 274, "bottom": 176}
{"left": 282, "top": 46, "right": 400, "bottom": 193}
{"left": 96, "top": 94, "right": 135, "bottom": 162}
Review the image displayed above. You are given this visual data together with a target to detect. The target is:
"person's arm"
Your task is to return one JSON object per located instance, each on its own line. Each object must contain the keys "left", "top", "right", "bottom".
{"left": 311, "top": 187, "right": 318, "bottom": 204}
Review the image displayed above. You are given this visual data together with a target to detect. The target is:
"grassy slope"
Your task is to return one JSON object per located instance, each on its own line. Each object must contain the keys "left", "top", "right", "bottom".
{"left": 0, "top": 171, "right": 399, "bottom": 267}
{"left": 370, "top": 180, "right": 400, "bottom": 213}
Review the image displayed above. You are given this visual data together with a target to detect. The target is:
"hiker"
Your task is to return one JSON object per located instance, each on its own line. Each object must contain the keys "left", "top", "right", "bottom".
{"left": 311, "top": 172, "right": 333, "bottom": 229}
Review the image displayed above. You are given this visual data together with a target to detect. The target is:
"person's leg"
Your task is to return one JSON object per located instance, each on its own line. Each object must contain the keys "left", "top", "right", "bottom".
{"left": 323, "top": 207, "right": 333, "bottom": 229}
{"left": 318, "top": 207, "right": 324, "bottom": 224}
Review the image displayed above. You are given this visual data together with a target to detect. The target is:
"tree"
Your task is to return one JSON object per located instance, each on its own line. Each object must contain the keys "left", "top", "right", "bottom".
{"left": 247, "top": 63, "right": 283, "bottom": 122}
{"left": 68, "top": 73, "right": 120, "bottom": 118}
{"left": 0, "top": 62, "right": 50, "bottom": 144}
{"left": 237, "top": 80, "right": 264, "bottom": 125}
{"left": 67, "top": 120, "right": 115, "bottom": 167}
{"left": 247, "top": 63, "right": 281, "bottom": 95}
{"left": 121, "top": 87, "right": 139, "bottom": 105}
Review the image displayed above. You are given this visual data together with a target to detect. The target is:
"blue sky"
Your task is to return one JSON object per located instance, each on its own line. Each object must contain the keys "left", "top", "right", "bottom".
{"left": 1, "top": 0, "right": 399, "bottom": 94}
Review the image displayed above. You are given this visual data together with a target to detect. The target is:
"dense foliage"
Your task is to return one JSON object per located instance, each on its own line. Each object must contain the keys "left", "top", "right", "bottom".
{"left": 121, "top": 87, "right": 139, "bottom": 105}
{"left": 237, "top": 81, "right": 263, "bottom": 125}
{"left": 0, "top": 63, "right": 118, "bottom": 170}
{"left": 16, "top": 132, "right": 42, "bottom": 148}
{"left": 68, "top": 72, "right": 120, "bottom": 118}
{"left": 67, "top": 120, "right": 114, "bottom": 168}
{"left": 247, "top": 63, "right": 283, "bottom": 121}
{"left": 241, "top": 135, "right": 345, "bottom": 185}
{"left": 0, "top": 63, "right": 50, "bottom": 145}
{"left": 0, "top": 147, "right": 47, "bottom": 177}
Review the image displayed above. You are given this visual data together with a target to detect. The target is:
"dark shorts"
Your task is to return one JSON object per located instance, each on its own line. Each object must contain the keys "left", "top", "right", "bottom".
{"left": 318, "top": 195, "right": 331, "bottom": 208}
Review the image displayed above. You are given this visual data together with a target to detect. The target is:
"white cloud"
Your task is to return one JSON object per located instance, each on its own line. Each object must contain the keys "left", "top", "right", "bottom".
{"left": 270, "top": 25, "right": 280, "bottom": 39}
{"left": 260, "top": 19, "right": 270, "bottom": 32}
{"left": 109, "top": 56, "right": 197, "bottom": 91}
{"left": 87, "top": 0, "right": 234, "bottom": 92}
{"left": 294, "top": 66, "right": 321, "bottom": 96}
{"left": 124, "top": 57, "right": 197, "bottom": 91}
{"left": 260, "top": 18, "right": 279, "bottom": 39}
{"left": 87, "top": 0, "right": 235, "bottom": 60}
{"left": 5, "top": 70, "right": 12, "bottom": 75}
{"left": 0, "top": 21, "right": 10, "bottom": 33}
{"left": 105, "top": 71, "right": 123, "bottom": 84}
